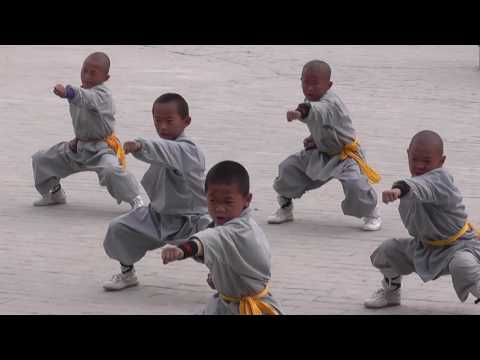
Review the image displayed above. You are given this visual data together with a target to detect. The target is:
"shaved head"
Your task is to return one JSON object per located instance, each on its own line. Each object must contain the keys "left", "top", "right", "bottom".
{"left": 407, "top": 130, "right": 446, "bottom": 176}
{"left": 302, "top": 60, "right": 332, "bottom": 81}
{"left": 80, "top": 52, "right": 111, "bottom": 88}
{"left": 85, "top": 52, "right": 111, "bottom": 74}
{"left": 409, "top": 130, "right": 444, "bottom": 156}
{"left": 301, "top": 60, "right": 333, "bottom": 101}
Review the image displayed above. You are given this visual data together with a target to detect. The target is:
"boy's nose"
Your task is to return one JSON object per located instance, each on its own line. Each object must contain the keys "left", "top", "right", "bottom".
{"left": 215, "top": 205, "right": 226, "bottom": 213}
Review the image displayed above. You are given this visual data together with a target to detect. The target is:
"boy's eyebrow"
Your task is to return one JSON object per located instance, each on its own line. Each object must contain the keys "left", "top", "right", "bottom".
{"left": 412, "top": 156, "right": 432, "bottom": 160}
{"left": 212, "top": 195, "right": 234, "bottom": 199}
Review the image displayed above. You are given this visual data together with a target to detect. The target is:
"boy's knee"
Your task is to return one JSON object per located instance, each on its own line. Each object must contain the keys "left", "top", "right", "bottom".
{"left": 103, "top": 219, "right": 126, "bottom": 253}
{"left": 278, "top": 156, "right": 297, "bottom": 175}
{"left": 32, "top": 150, "right": 46, "bottom": 166}
{"left": 32, "top": 151, "right": 40, "bottom": 162}
{"left": 449, "top": 251, "right": 477, "bottom": 275}
{"left": 371, "top": 239, "right": 396, "bottom": 266}
{"left": 343, "top": 178, "right": 375, "bottom": 197}
{"left": 105, "top": 163, "right": 117, "bottom": 175}
{"left": 272, "top": 177, "right": 285, "bottom": 192}
{"left": 273, "top": 178, "right": 304, "bottom": 199}
{"left": 98, "top": 163, "right": 118, "bottom": 182}
{"left": 104, "top": 217, "right": 124, "bottom": 241}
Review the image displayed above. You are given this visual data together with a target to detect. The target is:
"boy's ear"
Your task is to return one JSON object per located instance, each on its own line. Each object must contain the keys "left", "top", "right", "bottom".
{"left": 440, "top": 155, "right": 446, "bottom": 166}
{"left": 327, "top": 81, "right": 333, "bottom": 89}
{"left": 246, "top": 193, "right": 253, "bottom": 205}
{"left": 184, "top": 116, "right": 192, "bottom": 126}
{"left": 105, "top": 74, "right": 110, "bottom": 81}
{"left": 242, "top": 193, "right": 253, "bottom": 210}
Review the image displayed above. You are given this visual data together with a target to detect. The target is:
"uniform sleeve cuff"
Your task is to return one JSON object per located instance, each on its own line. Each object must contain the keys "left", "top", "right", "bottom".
{"left": 296, "top": 103, "right": 311, "bottom": 119}
{"left": 392, "top": 180, "right": 410, "bottom": 197}
{"left": 65, "top": 85, "right": 76, "bottom": 100}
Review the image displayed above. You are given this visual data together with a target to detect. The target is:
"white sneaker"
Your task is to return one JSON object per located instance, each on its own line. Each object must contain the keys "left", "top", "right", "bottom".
{"left": 267, "top": 205, "right": 294, "bottom": 224}
{"left": 33, "top": 188, "right": 67, "bottom": 206}
{"left": 129, "top": 195, "right": 145, "bottom": 210}
{"left": 363, "top": 216, "right": 382, "bottom": 231}
{"left": 103, "top": 271, "right": 139, "bottom": 291}
{"left": 364, "top": 280, "right": 401, "bottom": 309}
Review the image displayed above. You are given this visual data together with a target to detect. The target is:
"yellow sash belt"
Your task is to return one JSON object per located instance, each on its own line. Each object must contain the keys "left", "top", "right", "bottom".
{"left": 339, "top": 139, "right": 381, "bottom": 184}
{"left": 425, "top": 222, "right": 479, "bottom": 247}
{"left": 105, "top": 133, "right": 126, "bottom": 171}
{"left": 220, "top": 285, "right": 279, "bottom": 315}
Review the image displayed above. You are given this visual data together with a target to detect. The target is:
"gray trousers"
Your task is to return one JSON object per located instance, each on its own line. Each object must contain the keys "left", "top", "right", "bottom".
{"left": 32, "top": 141, "right": 141, "bottom": 204}
{"left": 273, "top": 151, "right": 377, "bottom": 218}
{"left": 103, "top": 205, "right": 211, "bottom": 265}
{"left": 371, "top": 237, "right": 480, "bottom": 301}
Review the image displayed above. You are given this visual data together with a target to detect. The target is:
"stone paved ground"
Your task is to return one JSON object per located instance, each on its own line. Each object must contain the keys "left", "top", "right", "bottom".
{"left": 1, "top": 45, "right": 479, "bottom": 314}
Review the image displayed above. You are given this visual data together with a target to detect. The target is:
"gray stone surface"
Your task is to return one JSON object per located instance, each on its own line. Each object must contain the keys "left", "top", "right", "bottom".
{"left": 1, "top": 45, "right": 479, "bottom": 314}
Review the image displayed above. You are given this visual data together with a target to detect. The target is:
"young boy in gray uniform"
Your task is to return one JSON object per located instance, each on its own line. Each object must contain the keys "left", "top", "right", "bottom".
{"left": 365, "top": 130, "right": 480, "bottom": 308}
{"left": 162, "top": 161, "right": 282, "bottom": 315}
{"left": 268, "top": 60, "right": 382, "bottom": 231}
{"left": 32, "top": 52, "right": 144, "bottom": 209}
{"left": 103, "top": 93, "right": 211, "bottom": 290}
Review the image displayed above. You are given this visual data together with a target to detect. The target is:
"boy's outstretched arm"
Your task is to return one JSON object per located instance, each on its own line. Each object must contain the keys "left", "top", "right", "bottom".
{"left": 397, "top": 177, "right": 439, "bottom": 203}
{"left": 54, "top": 84, "right": 110, "bottom": 111}
{"left": 128, "top": 138, "right": 186, "bottom": 169}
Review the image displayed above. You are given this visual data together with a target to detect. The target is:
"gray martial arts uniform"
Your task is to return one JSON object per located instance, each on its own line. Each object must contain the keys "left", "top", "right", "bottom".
{"left": 371, "top": 168, "right": 480, "bottom": 301}
{"left": 191, "top": 208, "right": 282, "bottom": 315}
{"left": 103, "top": 133, "right": 211, "bottom": 265}
{"left": 32, "top": 84, "right": 141, "bottom": 204}
{"left": 273, "top": 90, "right": 377, "bottom": 218}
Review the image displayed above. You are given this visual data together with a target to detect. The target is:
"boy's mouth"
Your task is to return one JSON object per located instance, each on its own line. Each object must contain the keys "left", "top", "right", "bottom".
{"left": 159, "top": 133, "right": 174, "bottom": 140}
{"left": 413, "top": 169, "right": 426, "bottom": 176}
{"left": 215, "top": 216, "right": 229, "bottom": 225}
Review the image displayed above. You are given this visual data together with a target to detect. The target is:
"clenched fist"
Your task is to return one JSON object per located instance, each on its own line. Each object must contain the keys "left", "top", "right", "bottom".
{"left": 161, "top": 245, "right": 184, "bottom": 265}
{"left": 382, "top": 188, "right": 402, "bottom": 204}
{"left": 286, "top": 110, "right": 302, "bottom": 122}
{"left": 69, "top": 137, "right": 78, "bottom": 153}
{"left": 53, "top": 84, "right": 67, "bottom": 98}
{"left": 123, "top": 140, "right": 142, "bottom": 154}
{"left": 303, "top": 135, "right": 317, "bottom": 150}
